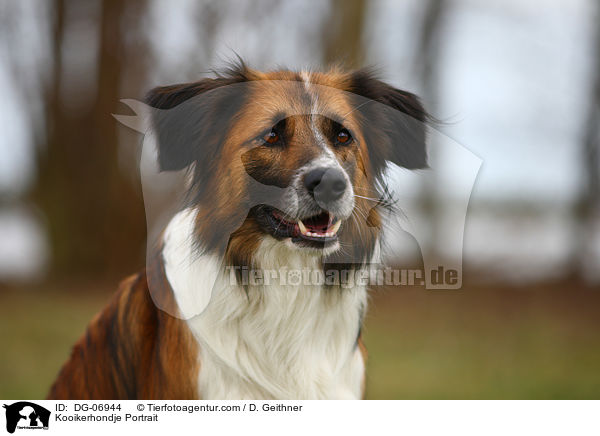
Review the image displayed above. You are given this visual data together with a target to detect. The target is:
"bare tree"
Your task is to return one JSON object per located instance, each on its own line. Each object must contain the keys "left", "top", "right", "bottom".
{"left": 31, "top": 0, "right": 150, "bottom": 279}
{"left": 413, "top": 0, "right": 448, "bottom": 264}
{"left": 322, "top": 0, "right": 367, "bottom": 68}
{"left": 571, "top": 0, "right": 600, "bottom": 281}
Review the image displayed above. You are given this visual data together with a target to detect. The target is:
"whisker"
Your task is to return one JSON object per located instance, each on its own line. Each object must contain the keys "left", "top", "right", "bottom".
{"left": 353, "top": 194, "right": 382, "bottom": 202}
{"left": 343, "top": 100, "right": 374, "bottom": 118}
{"left": 351, "top": 209, "right": 366, "bottom": 247}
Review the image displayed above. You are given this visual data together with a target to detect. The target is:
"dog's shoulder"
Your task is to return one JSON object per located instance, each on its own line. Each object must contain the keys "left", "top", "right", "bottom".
{"left": 47, "top": 269, "right": 199, "bottom": 400}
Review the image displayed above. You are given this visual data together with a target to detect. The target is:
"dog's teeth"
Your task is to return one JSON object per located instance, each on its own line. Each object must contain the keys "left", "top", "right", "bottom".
{"left": 299, "top": 221, "right": 342, "bottom": 239}
{"left": 298, "top": 220, "right": 308, "bottom": 235}
{"left": 330, "top": 220, "right": 341, "bottom": 234}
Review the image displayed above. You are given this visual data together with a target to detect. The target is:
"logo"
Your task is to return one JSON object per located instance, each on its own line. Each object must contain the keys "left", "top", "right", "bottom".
{"left": 2, "top": 402, "right": 50, "bottom": 434}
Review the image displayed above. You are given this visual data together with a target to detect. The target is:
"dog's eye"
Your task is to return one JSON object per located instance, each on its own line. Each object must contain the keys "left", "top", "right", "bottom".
{"left": 336, "top": 129, "right": 352, "bottom": 145}
{"left": 263, "top": 129, "right": 280, "bottom": 145}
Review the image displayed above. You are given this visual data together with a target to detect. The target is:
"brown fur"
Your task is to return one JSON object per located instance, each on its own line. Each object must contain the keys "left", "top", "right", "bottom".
{"left": 48, "top": 265, "right": 368, "bottom": 399}
{"left": 176, "top": 67, "right": 403, "bottom": 268}
{"left": 47, "top": 263, "right": 199, "bottom": 400}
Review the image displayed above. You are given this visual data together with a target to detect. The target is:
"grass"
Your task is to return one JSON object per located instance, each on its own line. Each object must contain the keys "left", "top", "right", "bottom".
{"left": 0, "top": 280, "right": 599, "bottom": 399}
{"left": 364, "top": 282, "right": 600, "bottom": 399}
{"left": 0, "top": 284, "right": 110, "bottom": 399}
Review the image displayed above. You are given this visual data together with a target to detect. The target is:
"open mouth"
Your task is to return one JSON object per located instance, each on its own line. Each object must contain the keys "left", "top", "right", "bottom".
{"left": 258, "top": 206, "right": 341, "bottom": 246}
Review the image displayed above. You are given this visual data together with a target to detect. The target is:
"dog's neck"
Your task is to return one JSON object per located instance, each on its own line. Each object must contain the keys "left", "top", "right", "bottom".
{"left": 161, "top": 208, "right": 367, "bottom": 399}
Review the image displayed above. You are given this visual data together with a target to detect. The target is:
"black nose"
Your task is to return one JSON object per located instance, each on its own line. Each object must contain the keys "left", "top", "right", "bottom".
{"left": 303, "top": 167, "right": 347, "bottom": 204}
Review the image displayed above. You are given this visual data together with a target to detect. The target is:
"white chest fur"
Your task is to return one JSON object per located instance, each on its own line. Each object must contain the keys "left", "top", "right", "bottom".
{"left": 162, "top": 209, "right": 367, "bottom": 399}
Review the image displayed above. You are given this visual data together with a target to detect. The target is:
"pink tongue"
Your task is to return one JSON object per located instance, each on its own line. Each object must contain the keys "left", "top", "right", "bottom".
{"left": 305, "top": 213, "right": 330, "bottom": 233}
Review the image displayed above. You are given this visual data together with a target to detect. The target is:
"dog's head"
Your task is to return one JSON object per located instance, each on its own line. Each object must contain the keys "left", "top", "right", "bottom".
{"left": 147, "top": 63, "right": 428, "bottom": 267}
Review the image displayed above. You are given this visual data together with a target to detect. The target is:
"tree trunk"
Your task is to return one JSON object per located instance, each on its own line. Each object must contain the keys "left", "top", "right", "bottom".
{"left": 571, "top": 1, "right": 600, "bottom": 281}
{"left": 414, "top": 0, "right": 448, "bottom": 265}
{"left": 31, "top": 0, "right": 149, "bottom": 280}
{"left": 322, "top": 0, "right": 367, "bottom": 68}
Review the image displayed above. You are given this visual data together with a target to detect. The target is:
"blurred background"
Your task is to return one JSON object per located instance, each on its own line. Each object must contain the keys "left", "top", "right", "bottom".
{"left": 0, "top": 0, "right": 599, "bottom": 399}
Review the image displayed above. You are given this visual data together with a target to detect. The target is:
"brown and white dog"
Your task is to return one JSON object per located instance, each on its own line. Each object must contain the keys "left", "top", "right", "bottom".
{"left": 48, "top": 63, "right": 428, "bottom": 400}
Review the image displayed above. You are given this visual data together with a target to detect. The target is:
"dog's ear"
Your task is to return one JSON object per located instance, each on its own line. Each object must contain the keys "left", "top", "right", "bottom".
{"left": 347, "top": 70, "right": 428, "bottom": 172}
{"left": 146, "top": 76, "right": 248, "bottom": 172}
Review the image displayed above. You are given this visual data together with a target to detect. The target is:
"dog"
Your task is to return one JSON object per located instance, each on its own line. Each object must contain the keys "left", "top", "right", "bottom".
{"left": 47, "top": 63, "right": 428, "bottom": 400}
